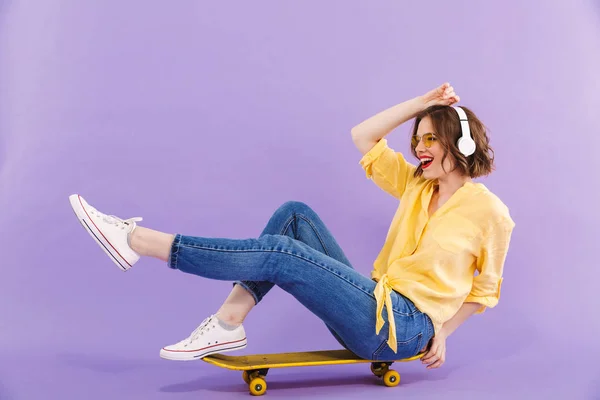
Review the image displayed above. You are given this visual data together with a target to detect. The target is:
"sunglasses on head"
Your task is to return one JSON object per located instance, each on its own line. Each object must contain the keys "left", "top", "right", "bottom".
{"left": 411, "top": 133, "right": 437, "bottom": 148}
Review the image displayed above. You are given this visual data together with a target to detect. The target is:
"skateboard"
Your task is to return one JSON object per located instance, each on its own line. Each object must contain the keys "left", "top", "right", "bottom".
{"left": 202, "top": 349, "right": 423, "bottom": 396}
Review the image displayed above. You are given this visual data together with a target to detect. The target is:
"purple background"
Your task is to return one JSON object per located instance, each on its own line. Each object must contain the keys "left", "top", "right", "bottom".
{"left": 1, "top": 1, "right": 598, "bottom": 398}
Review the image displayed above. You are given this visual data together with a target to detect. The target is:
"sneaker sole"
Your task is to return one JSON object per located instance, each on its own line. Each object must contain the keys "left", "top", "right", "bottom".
{"left": 159, "top": 339, "right": 248, "bottom": 361}
{"left": 69, "top": 194, "right": 131, "bottom": 272}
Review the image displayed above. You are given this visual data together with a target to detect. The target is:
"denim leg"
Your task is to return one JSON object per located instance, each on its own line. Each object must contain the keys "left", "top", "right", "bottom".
{"left": 233, "top": 201, "right": 353, "bottom": 348}
{"left": 234, "top": 201, "right": 353, "bottom": 303}
{"left": 168, "top": 232, "right": 431, "bottom": 360}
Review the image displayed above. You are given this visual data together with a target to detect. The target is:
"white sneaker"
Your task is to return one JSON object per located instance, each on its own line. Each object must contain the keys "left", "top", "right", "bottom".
{"left": 160, "top": 315, "right": 247, "bottom": 361}
{"left": 69, "top": 194, "right": 143, "bottom": 271}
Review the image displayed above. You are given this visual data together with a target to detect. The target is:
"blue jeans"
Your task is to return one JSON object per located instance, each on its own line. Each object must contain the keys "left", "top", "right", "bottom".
{"left": 168, "top": 201, "right": 434, "bottom": 361}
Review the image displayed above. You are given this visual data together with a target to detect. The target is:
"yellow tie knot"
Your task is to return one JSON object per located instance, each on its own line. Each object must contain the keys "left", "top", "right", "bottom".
{"left": 374, "top": 274, "right": 397, "bottom": 353}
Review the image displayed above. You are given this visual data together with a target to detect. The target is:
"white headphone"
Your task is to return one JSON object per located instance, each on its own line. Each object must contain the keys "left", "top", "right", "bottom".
{"left": 453, "top": 106, "right": 476, "bottom": 157}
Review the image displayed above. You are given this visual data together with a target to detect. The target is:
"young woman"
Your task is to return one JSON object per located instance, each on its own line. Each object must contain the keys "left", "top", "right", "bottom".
{"left": 69, "top": 83, "right": 514, "bottom": 370}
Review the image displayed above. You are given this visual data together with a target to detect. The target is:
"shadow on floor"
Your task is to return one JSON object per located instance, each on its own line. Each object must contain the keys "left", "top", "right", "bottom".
{"left": 0, "top": 379, "right": 13, "bottom": 400}
{"left": 56, "top": 352, "right": 164, "bottom": 374}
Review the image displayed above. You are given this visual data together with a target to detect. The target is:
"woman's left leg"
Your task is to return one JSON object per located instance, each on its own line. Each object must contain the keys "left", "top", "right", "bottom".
{"left": 151, "top": 231, "right": 431, "bottom": 361}
{"left": 133, "top": 201, "right": 355, "bottom": 359}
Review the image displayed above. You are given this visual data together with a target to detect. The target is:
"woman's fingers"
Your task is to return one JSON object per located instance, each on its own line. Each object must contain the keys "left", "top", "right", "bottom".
{"left": 421, "top": 345, "right": 438, "bottom": 363}
{"left": 422, "top": 345, "right": 446, "bottom": 368}
{"left": 432, "top": 83, "right": 450, "bottom": 97}
{"left": 425, "top": 347, "right": 445, "bottom": 369}
{"left": 443, "top": 87, "right": 455, "bottom": 98}
{"left": 421, "top": 346, "right": 434, "bottom": 361}
{"left": 421, "top": 354, "right": 433, "bottom": 363}
{"left": 445, "top": 94, "right": 459, "bottom": 105}
{"left": 426, "top": 358, "right": 444, "bottom": 369}
{"left": 424, "top": 82, "right": 459, "bottom": 107}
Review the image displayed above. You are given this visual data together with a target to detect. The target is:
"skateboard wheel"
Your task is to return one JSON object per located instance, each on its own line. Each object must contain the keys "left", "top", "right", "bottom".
{"left": 249, "top": 377, "right": 267, "bottom": 396}
{"left": 383, "top": 370, "right": 400, "bottom": 387}
{"left": 242, "top": 371, "right": 251, "bottom": 384}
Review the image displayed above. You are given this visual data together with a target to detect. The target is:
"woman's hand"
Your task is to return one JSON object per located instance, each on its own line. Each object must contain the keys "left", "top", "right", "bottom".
{"left": 421, "top": 331, "right": 447, "bottom": 369}
{"left": 421, "top": 83, "right": 460, "bottom": 108}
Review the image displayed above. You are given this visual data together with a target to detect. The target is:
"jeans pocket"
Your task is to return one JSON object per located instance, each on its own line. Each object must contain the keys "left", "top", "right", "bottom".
{"left": 392, "top": 293, "right": 419, "bottom": 316}
{"left": 372, "top": 332, "right": 423, "bottom": 361}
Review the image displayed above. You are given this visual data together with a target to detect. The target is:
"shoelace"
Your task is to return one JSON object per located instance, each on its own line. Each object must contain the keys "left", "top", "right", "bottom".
{"left": 188, "top": 315, "right": 217, "bottom": 343}
{"left": 90, "top": 208, "right": 143, "bottom": 230}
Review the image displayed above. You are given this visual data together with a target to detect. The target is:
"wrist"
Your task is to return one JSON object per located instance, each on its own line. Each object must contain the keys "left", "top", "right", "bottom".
{"left": 437, "top": 326, "right": 451, "bottom": 339}
{"left": 410, "top": 95, "right": 427, "bottom": 113}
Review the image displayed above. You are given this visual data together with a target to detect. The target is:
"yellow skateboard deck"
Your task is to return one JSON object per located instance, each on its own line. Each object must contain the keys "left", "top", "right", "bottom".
{"left": 203, "top": 349, "right": 423, "bottom": 396}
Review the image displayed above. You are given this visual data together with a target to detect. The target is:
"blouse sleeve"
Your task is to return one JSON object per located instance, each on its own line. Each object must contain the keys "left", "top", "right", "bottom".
{"left": 466, "top": 215, "right": 515, "bottom": 314}
{"left": 358, "top": 138, "right": 418, "bottom": 200}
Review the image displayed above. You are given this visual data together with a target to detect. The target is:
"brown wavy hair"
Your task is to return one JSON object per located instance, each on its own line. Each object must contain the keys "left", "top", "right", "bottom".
{"left": 410, "top": 105, "right": 495, "bottom": 179}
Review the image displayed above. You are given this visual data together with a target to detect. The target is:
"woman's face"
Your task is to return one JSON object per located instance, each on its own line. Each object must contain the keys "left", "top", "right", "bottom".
{"left": 413, "top": 116, "right": 455, "bottom": 180}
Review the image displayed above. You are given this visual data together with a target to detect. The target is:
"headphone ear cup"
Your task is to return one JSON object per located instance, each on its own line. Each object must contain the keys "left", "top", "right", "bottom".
{"left": 453, "top": 106, "right": 476, "bottom": 157}
{"left": 457, "top": 137, "right": 476, "bottom": 156}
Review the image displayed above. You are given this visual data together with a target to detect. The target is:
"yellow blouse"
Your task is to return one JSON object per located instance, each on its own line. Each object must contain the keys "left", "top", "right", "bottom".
{"left": 359, "top": 138, "right": 515, "bottom": 353}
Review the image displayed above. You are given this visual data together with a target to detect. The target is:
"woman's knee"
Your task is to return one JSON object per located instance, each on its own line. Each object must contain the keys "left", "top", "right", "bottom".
{"left": 266, "top": 201, "right": 320, "bottom": 237}
{"left": 277, "top": 200, "right": 314, "bottom": 216}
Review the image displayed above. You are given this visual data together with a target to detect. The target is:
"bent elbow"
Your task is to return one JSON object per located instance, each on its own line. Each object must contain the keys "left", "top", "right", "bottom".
{"left": 350, "top": 127, "right": 361, "bottom": 143}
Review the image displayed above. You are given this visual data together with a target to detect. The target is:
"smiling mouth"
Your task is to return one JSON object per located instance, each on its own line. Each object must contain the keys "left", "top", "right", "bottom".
{"left": 421, "top": 158, "right": 434, "bottom": 169}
